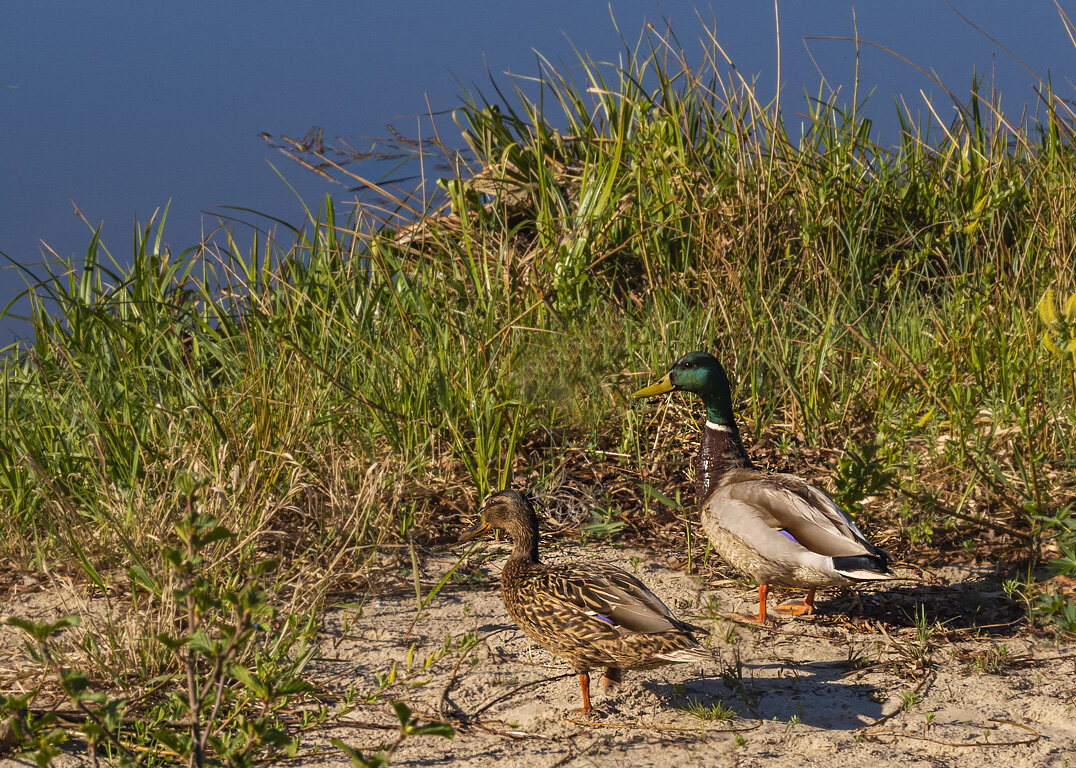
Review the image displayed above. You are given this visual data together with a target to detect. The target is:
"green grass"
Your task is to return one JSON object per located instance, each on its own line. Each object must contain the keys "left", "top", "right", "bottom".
{"left": 2, "top": 15, "right": 1076, "bottom": 760}
{"left": 5, "top": 18, "right": 1076, "bottom": 605}
{"left": 679, "top": 696, "right": 737, "bottom": 722}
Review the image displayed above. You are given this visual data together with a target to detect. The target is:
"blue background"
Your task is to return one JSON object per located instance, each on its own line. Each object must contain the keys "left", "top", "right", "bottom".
{"left": 2, "top": 1, "right": 1073, "bottom": 342}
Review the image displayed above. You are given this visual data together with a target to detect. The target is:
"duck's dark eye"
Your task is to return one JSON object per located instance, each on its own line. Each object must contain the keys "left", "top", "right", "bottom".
{"left": 682, "top": 362, "right": 693, "bottom": 369}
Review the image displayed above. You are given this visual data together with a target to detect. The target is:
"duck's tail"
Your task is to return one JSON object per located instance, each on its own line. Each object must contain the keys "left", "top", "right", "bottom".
{"left": 832, "top": 553, "right": 895, "bottom": 581}
{"left": 656, "top": 644, "right": 716, "bottom": 664}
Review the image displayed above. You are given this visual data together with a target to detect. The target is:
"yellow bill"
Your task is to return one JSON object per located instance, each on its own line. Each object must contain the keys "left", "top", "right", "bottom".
{"left": 631, "top": 373, "right": 675, "bottom": 398}
{"left": 459, "top": 519, "right": 491, "bottom": 542}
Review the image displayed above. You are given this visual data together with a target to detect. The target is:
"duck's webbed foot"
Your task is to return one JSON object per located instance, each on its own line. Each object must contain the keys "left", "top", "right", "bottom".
{"left": 774, "top": 588, "right": 816, "bottom": 616}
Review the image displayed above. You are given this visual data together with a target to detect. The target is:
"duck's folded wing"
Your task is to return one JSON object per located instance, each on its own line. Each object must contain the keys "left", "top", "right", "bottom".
{"left": 533, "top": 564, "right": 692, "bottom": 636}
{"left": 726, "top": 474, "right": 878, "bottom": 557}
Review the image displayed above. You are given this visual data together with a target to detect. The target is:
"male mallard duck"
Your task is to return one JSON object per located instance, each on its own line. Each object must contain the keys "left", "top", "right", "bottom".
{"left": 461, "top": 489, "right": 712, "bottom": 712}
{"left": 633, "top": 351, "right": 895, "bottom": 623}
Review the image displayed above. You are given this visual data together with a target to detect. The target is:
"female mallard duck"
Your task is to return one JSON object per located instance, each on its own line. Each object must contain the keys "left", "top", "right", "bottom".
{"left": 461, "top": 489, "right": 712, "bottom": 712}
{"left": 633, "top": 351, "right": 894, "bottom": 623}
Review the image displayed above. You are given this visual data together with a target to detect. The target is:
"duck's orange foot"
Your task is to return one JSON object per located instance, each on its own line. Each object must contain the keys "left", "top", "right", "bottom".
{"left": 730, "top": 612, "right": 775, "bottom": 624}
{"left": 773, "top": 599, "right": 814, "bottom": 616}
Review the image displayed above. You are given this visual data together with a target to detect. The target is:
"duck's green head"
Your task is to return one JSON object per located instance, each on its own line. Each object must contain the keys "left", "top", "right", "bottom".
{"left": 632, "top": 351, "right": 734, "bottom": 424}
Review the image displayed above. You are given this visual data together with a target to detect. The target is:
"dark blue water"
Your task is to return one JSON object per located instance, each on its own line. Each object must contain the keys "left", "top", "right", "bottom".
{"left": 3, "top": 1, "right": 1072, "bottom": 343}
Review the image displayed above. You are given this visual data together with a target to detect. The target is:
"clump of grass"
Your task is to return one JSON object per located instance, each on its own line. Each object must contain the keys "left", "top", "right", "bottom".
{"left": 679, "top": 696, "right": 737, "bottom": 722}
{"left": 970, "top": 643, "right": 1010, "bottom": 674}
{"left": 718, "top": 649, "right": 761, "bottom": 710}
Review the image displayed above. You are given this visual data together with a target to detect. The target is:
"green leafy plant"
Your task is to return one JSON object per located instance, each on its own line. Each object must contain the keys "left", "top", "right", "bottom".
{"left": 5, "top": 614, "right": 140, "bottom": 767}
{"left": 149, "top": 484, "right": 316, "bottom": 766}
{"left": 4, "top": 479, "right": 322, "bottom": 767}
{"left": 832, "top": 433, "right": 897, "bottom": 515}
{"left": 0, "top": 687, "right": 71, "bottom": 766}
{"left": 899, "top": 689, "right": 923, "bottom": 711}
{"left": 1037, "top": 288, "right": 1076, "bottom": 370}
{"left": 580, "top": 505, "right": 627, "bottom": 543}
{"left": 332, "top": 701, "right": 454, "bottom": 767}
{"left": 1033, "top": 588, "right": 1076, "bottom": 634}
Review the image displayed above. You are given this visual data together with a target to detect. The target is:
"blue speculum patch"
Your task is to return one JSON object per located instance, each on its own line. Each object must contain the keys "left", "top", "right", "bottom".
{"left": 779, "top": 529, "right": 799, "bottom": 544}
{"left": 589, "top": 612, "right": 615, "bottom": 626}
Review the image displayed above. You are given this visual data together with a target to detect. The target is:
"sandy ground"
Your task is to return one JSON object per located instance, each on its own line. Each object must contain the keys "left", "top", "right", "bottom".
{"left": 2, "top": 542, "right": 1075, "bottom": 767}
{"left": 301, "top": 543, "right": 1075, "bottom": 768}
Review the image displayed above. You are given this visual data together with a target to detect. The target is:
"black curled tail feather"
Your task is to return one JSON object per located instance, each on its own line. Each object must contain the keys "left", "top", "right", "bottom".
{"left": 832, "top": 553, "right": 892, "bottom": 580}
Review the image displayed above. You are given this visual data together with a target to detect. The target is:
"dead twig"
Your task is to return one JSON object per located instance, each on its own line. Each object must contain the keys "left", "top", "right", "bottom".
{"left": 854, "top": 670, "right": 937, "bottom": 731}
{"left": 865, "top": 717, "right": 1041, "bottom": 747}
{"left": 299, "top": 719, "right": 398, "bottom": 732}
{"left": 899, "top": 489, "right": 1032, "bottom": 542}
{"left": 437, "top": 627, "right": 513, "bottom": 719}
{"left": 469, "top": 672, "right": 577, "bottom": 719}
{"left": 561, "top": 715, "right": 763, "bottom": 734}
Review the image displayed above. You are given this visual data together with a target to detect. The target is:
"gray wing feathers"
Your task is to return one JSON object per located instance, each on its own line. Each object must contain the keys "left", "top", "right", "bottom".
{"left": 723, "top": 474, "right": 878, "bottom": 558}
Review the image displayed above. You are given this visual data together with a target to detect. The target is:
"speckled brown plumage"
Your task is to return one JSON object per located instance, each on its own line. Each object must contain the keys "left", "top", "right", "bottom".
{"left": 461, "top": 490, "right": 712, "bottom": 712}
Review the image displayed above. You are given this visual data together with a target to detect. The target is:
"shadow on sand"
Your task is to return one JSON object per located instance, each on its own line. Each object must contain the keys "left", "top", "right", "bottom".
{"left": 821, "top": 566, "right": 1026, "bottom": 636}
{"left": 645, "top": 660, "right": 885, "bottom": 730}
